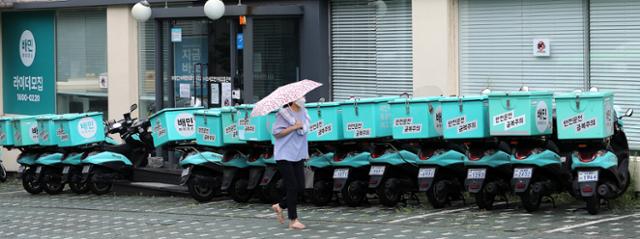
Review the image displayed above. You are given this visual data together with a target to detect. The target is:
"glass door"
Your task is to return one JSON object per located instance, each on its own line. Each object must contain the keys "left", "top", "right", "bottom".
{"left": 168, "top": 18, "right": 235, "bottom": 108}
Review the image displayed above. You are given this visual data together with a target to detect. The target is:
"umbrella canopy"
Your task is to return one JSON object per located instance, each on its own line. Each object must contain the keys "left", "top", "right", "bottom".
{"left": 250, "top": 79, "right": 322, "bottom": 117}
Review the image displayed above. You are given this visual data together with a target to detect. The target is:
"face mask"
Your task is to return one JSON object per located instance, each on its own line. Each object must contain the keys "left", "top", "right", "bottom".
{"left": 294, "top": 97, "right": 306, "bottom": 107}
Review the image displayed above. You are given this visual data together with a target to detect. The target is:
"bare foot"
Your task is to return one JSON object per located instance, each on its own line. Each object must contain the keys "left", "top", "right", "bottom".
{"left": 271, "top": 204, "right": 284, "bottom": 224}
{"left": 289, "top": 219, "right": 306, "bottom": 230}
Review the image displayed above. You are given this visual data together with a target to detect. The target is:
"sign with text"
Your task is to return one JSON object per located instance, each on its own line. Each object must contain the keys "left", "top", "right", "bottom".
{"left": 2, "top": 11, "right": 56, "bottom": 115}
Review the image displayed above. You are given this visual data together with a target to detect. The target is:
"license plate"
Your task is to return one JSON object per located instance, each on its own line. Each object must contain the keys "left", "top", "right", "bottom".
{"left": 333, "top": 168, "right": 349, "bottom": 179}
{"left": 35, "top": 166, "right": 42, "bottom": 174}
{"left": 578, "top": 170, "right": 599, "bottom": 182}
{"left": 62, "top": 166, "right": 70, "bottom": 175}
{"left": 82, "top": 165, "right": 91, "bottom": 174}
{"left": 369, "top": 166, "right": 385, "bottom": 176}
{"left": 181, "top": 167, "right": 191, "bottom": 177}
{"left": 18, "top": 166, "right": 25, "bottom": 173}
{"left": 513, "top": 168, "right": 533, "bottom": 179}
{"left": 467, "top": 168, "right": 486, "bottom": 180}
{"left": 418, "top": 168, "right": 436, "bottom": 178}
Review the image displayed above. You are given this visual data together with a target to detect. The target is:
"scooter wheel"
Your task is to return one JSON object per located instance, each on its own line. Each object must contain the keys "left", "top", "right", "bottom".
{"left": 22, "top": 169, "right": 42, "bottom": 194}
{"left": 520, "top": 187, "right": 542, "bottom": 213}
{"left": 377, "top": 178, "right": 401, "bottom": 207}
{"left": 90, "top": 181, "right": 113, "bottom": 195}
{"left": 230, "top": 178, "right": 252, "bottom": 203}
{"left": 341, "top": 180, "right": 366, "bottom": 207}
{"left": 474, "top": 189, "right": 495, "bottom": 210}
{"left": 586, "top": 194, "right": 600, "bottom": 215}
{"left": 69, "top": 180, "right": 90, "bottom": 194}
{"left": 41, "top": 168, "right": 65, "bottom": 195}
{"left": 311, "top": 180, "right": 333, "bottom": 206}
{"left": 187, "top": 177, "right": 219, "bottom": 202}
{"left": 426, "top": 180, "right": 449, "bottom": 209}
{"left": 0, "top": 164, "right": 7, "bottom": 182}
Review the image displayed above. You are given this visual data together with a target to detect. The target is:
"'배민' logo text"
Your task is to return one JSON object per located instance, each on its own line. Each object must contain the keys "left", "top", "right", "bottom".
{"left": 19, "top": 30, "right": 36, "bottom": 67}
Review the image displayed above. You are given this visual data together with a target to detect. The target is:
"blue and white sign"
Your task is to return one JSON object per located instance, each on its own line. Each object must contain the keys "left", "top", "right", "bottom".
{"left": 171, "top": 27, "right": 182, "bottom": 42}
{"left": 2, "top": 11, "right": 56, "bottom": 115}
{"left": 237, "top": 33, "right": 244, "bottom": 50}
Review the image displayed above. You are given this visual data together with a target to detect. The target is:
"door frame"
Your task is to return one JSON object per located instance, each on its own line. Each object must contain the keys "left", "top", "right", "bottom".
{"left": 151, "top": 4, "right": 306, "bottom": 107}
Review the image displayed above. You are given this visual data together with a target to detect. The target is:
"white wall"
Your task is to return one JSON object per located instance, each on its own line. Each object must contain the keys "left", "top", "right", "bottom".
{"left": 106, "top": 6, "right": 139, "bottom": 121}
{"left": 412, "top": 0, "right": 458, "bottom": 97}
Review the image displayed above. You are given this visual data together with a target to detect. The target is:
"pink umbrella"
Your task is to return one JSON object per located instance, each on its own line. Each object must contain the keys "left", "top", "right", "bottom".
{"left": 251, "top": 79, "right": 322, "bottom": 117}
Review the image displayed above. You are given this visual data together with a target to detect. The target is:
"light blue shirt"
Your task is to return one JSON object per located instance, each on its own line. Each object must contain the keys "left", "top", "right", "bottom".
{"left": 272, "top": 108, "right": 309, "bottom": 162}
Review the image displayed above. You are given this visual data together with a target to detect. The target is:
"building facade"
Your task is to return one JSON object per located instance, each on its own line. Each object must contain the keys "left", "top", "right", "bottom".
{"left": 1, "top": 0, "right": 639, "bottom": 188}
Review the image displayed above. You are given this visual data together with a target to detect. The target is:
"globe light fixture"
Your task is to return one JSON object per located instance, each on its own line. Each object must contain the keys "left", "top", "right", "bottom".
{"left": 204, "top": 0, "right": 225, "bottom": 20}
{"left": 131, "top": 0, "right": 152, "bottom": 22}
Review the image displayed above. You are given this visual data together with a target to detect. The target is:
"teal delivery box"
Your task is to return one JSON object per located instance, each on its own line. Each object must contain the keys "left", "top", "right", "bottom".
{"left": 555, "top": 92, "right": 614, "bottom": 139}
{"left": 150, "top": 107, "right": 202, "bottom": 147}
{"left": 195, "top": 109, "right": 224, "bottom": 147}
{"left": 219, "top": 107, "right": 242, "bottom": 144}
{"left": 441, "top": 96, "right": 489, "bottom": 139}
{"left": 236, "top": 104, "right": 271, "bottom": 142}
{"left": 12, "top": 116, "right": 39, "bottom": 146}
{"left": 195, "top": 107, "right": 242, "bottom": 147}
{"left": 55, "top": 112, "right": 105, "bottom": 147}
{"left": 36, "top": 114, "right": 59, "bottom": 146}
{"left": 340, "top": 97, "right": 396, "bottom": 139}
{"left": 0, "top": 117, "right": 14, "bottom": 146}
{"left": 307, "top": 101, "right": 344, "bottom": 142}
{"left": 488, "top": 91, "right": 553, "bottom": 136}
{"left": 389, "top": 97, "right": 443, "bottom": 139}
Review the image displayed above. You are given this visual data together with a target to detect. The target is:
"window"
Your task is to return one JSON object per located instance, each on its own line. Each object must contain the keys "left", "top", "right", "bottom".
{"left": 56, "top": 10, "right": 108, "bottom": 116}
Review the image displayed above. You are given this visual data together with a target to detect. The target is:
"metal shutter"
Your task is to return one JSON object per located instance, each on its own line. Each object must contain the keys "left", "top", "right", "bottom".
{"left": 459, "top": 0, "right": 586, "bottom": 95}
{"left": 590, "top": 0, "right": 640, "bottom": 149}
{"left": 330, "top": 0, "right": 413, "bottom": 100}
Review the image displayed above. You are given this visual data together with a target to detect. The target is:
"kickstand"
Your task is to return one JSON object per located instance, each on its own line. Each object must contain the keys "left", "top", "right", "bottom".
{"left": 459, "top": 192, "right": 467, "bottom": 206}
{"left": 604, "top": 199, "right": 611, "bottom": 210}
{"left": 411, "top": 192, "right": 421, "bottom": 205}
{"left": 543, "top": 195, "right": 556, "bottom": 208}
{"left": 401, "top": 192, "right": 420, "bottom": 206}
{"left": 501, "top": 194, "right": 510, "bottom": 208}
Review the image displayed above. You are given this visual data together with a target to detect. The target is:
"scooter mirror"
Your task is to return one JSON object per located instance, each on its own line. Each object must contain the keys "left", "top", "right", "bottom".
{"left": 130, "top": 104, "right": 138, "bottom": 112}
{"left": 625, "top": 108, "right": 633, "bottom": 118}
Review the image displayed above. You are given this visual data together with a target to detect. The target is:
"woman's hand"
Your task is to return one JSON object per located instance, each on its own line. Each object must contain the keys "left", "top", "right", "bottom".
{"left": 293, "top": 121, "right": 303, "bottom": 129}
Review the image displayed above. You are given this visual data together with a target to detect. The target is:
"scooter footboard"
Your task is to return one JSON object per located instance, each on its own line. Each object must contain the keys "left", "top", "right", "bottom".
{"left": 247, "top": 167, "right": 264, "bottom": 190}
{"left": 259, "top": 166, "right": 278, "bottom": 186}
{"left": 221, "top": 168, "right": 238, "bottom": 191}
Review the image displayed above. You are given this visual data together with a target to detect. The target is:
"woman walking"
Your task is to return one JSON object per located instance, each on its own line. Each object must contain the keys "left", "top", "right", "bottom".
{"left": 271, "top": 96, "right": 309, "bottom": 230}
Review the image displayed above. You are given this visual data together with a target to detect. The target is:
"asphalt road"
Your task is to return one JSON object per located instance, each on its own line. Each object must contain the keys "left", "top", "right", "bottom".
{"left": 0, "top": 179, "right": 639, "bottom": 239}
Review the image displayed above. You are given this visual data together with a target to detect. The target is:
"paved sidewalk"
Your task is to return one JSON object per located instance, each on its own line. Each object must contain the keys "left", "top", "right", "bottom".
{"left": 0, "top": 179, "right": 639, "bottom": 239}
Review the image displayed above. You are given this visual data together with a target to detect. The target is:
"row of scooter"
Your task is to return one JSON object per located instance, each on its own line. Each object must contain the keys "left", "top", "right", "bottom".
{"left": 0, "top": 88, "right": 632, "bottom": 215}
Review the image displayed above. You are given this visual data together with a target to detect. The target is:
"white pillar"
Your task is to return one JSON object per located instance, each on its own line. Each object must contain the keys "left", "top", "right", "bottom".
{"left": 107, "top": 6, "right": 140, "bottom": 121}
{"left": 412, "top": 0, "right": 458, "bottom": 97}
